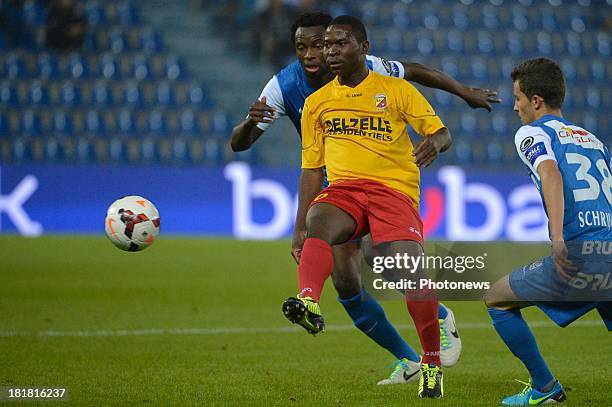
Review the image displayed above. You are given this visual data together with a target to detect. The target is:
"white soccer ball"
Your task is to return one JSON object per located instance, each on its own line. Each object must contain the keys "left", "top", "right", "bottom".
{"left": 105, "top": 196, "right": 160, "bottom": 251}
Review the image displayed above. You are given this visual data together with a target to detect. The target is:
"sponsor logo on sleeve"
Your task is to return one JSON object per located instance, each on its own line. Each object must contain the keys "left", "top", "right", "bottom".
{"left": 523, "top": 142, "right": 547, "bottom": 165}
{"left": 381, "top": 58, "right": 392, "bottom": 74}
{"left": 520, "top": 136, "right": 534, "bottom": 151}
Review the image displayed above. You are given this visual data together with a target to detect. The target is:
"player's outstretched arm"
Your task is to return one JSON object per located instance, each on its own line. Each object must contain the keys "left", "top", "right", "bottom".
{"left": 413, "top": 127, "right": 452, "bottom": 168}
{"left": 291, "top": 168, "right": 324, "bottom": 264}
{"left": 230, "top": 96, "right": 275, "bottom": 152}
{"left": 402, "top": 62, "right": 501, "bottom": 111}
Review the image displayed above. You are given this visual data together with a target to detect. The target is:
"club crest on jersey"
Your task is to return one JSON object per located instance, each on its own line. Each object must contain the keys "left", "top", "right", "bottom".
{"left": 375, "top": 94, "right": 387, "bottom": 109}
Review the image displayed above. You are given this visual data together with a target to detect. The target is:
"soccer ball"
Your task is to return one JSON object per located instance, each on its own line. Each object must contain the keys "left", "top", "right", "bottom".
{"left": 105, "top": 196, "right": 160, "bottom": 251}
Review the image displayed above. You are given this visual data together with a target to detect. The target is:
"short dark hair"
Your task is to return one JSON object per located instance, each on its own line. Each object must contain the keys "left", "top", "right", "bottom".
{"left": 511, "top": 58, "right": 565, "bottom": 109}
{"left": 290, "top": 12, "right": 332, "bottom": 44}
{"left": 328, "top": 15, "right": 367, "bottom": 43}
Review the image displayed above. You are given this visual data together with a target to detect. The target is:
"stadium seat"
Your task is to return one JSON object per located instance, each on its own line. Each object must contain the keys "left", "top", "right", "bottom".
{"left": 155, "top": 81, "right": 175, "bottom": 107}
{"left": 21, "top": 109, "right": 42, "bottom": 136}
{"left": 0, "top": 81, "right": 19, "bottom": 106}
{"left": 148, "top": 109, "right": 167, "bottom": 135}
{"left": 28, "top": 81, "right": 49, "bottom": 106}
{"left": 123, "top": 81, "right": 143, "bottom": 106}
{"left": 84, "top": 109, "right": 104, "bottom": 135}
{"left": 61, "top": 81, "right": 82, "bottom": 106}
{"left": 179, "top": 109, "right": 199, "bottom": 136}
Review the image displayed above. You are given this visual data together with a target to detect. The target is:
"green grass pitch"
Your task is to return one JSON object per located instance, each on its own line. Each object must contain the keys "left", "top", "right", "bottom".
{"left": 0, "top": 236, "right": 609, "bottom": 406}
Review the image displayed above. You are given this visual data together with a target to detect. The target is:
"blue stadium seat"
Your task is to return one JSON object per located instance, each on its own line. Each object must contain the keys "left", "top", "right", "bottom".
{"left": 132, "top": 54, "right": 151, "bottom": 81}
{"left": 109, "top": 27, "right": 127, "bottom": 53}
{"left": 140, "top": 27, "right": 162, "bottom": 52}
{"left": 188, "top": 83, "right": 208, "bottom": 107}
{"left": 28, "top": 81, "right": 49, "bottom": 106}
{"left": 596, "top": 32, "right": 610, "bottom": 56}
{"left": 0, "top": 81, "right": 19, "bottom": 106}
{"left": 85, "top": 0, "right": 107, "bottom": 27}
{"left": 85, "top": 109, "right": 104, "bottom": 135}
{"left": 165, "top": 56, "right": 184, "bottom": 80}
{"left": 586, "top": 86, "right": 601, "bottom": 109}
{"left": 99, "top": 54, "right": 120, "bottom": 79}
{"left": 5, "top": 52, "right": 26, "bottom": 79}
{"left": 21, "top": 109, "right": 42, "bottom": 136}
{"left": 179, "top": 109, "right": 199, "bottom": 136}
{"left": 91, "top": 80, "right": 111, "bottom": 105}
{"left": 117, "top": 109, "right": 136, "bottom": 135}
{"left": 155, "top": 81, "right": 175, "bottom": 107}
{"left": 36, "top": 53, "right": 58, "bottom": 79}
{"left": 67, "top": 53, "right": 88, "bottom": 79}
{"left": 123, "top": 81, "right": 143, "bottom": 106}
{"left": 60, "top": 81, "right": 81, "bottom": 106}
{"left": 148, "top": 109, "right": 167, "bottom": 135}
{"left": 52, "top": 110, "right": 73, "bottom": 135}
{"left": 117, "top": 0, "right": 139, "bottom": 25}
{"left": 23, "top": 0, "right": 46, "bottom": 25}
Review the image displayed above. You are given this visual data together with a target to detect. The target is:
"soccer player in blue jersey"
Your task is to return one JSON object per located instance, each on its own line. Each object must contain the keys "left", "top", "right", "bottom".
{"left": 231, "top": 12, "right": 500, "bottom": 385}
{"left": 485, "top": 57, "right": 611, "bottom": 406}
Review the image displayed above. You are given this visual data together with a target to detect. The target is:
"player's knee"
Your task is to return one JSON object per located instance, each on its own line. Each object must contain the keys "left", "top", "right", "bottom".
{"left": 483, "top": 289, "right": 509, "bottom": 309}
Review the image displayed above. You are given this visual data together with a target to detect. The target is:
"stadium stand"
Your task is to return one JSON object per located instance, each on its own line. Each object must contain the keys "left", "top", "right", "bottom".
{"left": 1, "top": 0, "right": 610, "bottom": 167}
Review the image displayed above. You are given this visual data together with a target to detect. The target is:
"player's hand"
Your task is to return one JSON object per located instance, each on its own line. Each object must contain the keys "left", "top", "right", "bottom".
{"left": 413, "top": 136, "right": 445, "bottom": 167}
{"left": 552, "top": 240, "right": 577, "bottom": 281}
{"left": 247, "top": 96, "right": 276, "bottom": 125}
{"left": 462, "top": 87, "right": 501, "bottom": 112}
{"left": 291, "top": 228, "right": 307, "bottom": 264}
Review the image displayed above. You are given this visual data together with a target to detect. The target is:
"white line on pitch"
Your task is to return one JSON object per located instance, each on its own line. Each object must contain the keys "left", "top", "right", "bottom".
{"left": 0, "top": 319, "right": 604, "bottom": 338}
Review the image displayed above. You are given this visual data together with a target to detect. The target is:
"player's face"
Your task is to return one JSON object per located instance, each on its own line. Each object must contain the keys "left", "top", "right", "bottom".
{"left": 324, "top": 25, "right": 365, "bottom": 76}
{"left": 513, "top": 81, "right": 536, "bottom": 125}
{"left": 294, "top": 26, "right": 331, "bottom": 79}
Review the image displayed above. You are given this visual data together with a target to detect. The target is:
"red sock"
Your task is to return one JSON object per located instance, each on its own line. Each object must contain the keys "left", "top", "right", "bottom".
{"left": 406, "top": 300, "right": 440, "bottom": 366}
{"left": 297, "top": 238, "right": 334, "bottom": 302}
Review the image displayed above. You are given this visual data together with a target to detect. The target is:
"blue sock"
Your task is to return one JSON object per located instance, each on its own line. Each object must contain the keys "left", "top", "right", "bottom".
{"left": 488, "top": 308, "right": 554, "bottom": 391}
{"left": 339, "top": 290, "right": 420, "bottom": 362}
{"left": 438, "top": 303, "right": 448, "bottom": 319}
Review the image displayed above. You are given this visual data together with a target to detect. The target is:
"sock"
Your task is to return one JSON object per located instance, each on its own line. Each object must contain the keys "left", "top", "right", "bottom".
{"left": 438, "top": 303, "right": 448, "bottom": 320}
{"left": 339, "top": 290, "right": 420, "bottom": 362}
{"left": 488, "top": 308, "right": 554, "bottom": 391}
{"left": 406, "top": 300, "right": 440, "bottom": 366}
{"left": 297, "top": 238, "right": 334, "bottom": 302}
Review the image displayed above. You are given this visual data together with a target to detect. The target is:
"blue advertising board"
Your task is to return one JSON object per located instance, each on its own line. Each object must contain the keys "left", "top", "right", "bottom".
{"left": 0, "top": 163, "right": 549, "bottom": 240}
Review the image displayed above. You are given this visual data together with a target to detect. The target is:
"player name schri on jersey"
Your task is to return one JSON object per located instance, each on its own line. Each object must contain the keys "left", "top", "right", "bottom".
{"left": 514, "top": 115, "right": 611, "bottom": 241}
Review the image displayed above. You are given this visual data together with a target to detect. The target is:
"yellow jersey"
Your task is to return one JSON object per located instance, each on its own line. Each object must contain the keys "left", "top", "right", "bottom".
{"left": 301, "top": 70, "right": 446, "bottom": 206}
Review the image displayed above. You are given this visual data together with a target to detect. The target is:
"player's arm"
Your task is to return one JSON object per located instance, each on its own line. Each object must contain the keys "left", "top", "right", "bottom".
{"left": 413, "top": 127, "right": 452, "bottom": 168}
{"left": 514, "top": 126, "right": 575, "bottom": 277}
{"left": 399, "top": 81, "right": 452, "bottom": 167}
{"left": 292, "top": 100, "right": 325, "bottom": 263}
{"left": 537, "top": 160, "right": 575, "bottom": 278}
{"left": 230, "top": 76, "right": 285, "bottom": 152}
{"left": 401, "top": 62, "right": 501, "bottom": 111}
{"left": 230, "top": 102, "right": 269, "bottom": 151}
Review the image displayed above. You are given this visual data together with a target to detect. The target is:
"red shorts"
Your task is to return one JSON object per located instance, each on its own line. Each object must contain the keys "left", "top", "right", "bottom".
{"left": 310, "top": 179, "right": 423, "bottom": 245}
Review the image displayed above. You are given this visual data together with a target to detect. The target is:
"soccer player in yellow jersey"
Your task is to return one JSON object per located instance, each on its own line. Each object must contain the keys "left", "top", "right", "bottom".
{"left": 281, "top": 16, "right": 451, "bottom": 399}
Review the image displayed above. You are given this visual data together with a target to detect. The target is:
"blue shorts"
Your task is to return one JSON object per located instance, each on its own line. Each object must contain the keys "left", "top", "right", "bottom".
{"left": 509, "top": 255, "right": 611, "bottom": 330}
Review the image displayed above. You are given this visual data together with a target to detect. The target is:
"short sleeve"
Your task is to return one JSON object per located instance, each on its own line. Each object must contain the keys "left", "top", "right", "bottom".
{"left": 300, "top": 100, "right": 325, "bottom": 169}
{"left": 397, "top": 81, "right": 445, "bottom": 137}
{"left": 367, "top": 55, "right": 404, "bottom": 78}
{"left": 255, "top": 76, "right": 286, "bottom": 131}
{"left": 514, "top": 125, "right": 556, "bottom": 175}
